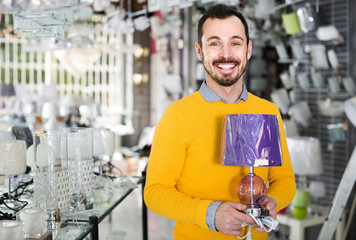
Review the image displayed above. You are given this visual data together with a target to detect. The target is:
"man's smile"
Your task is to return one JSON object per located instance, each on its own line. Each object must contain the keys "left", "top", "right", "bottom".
{"left": 216, "top": 63, "right": 236, "bottom": 70}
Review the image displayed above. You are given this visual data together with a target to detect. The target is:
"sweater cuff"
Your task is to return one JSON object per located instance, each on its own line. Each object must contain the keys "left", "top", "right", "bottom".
{"left": 206, "top": 201, "right": 223, "bottom": 232}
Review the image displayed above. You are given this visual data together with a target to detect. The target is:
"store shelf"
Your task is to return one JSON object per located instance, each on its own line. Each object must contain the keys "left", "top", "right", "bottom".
{"left": 268, "top": 0, "right": 306, "bottom": 13}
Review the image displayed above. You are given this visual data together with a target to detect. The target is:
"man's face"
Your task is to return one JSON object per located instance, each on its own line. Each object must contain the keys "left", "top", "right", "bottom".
{"left": 195, "top": 16, "right": 252, "bottom": 87}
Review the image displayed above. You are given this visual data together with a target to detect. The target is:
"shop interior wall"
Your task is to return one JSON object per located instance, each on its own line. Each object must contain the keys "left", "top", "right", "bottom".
{"left": 121, "top": 28, "right": 151, "bottom": 148}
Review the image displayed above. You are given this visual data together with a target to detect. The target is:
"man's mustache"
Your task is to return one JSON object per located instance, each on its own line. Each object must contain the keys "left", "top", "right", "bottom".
{"left": 213, "top": 57, "right": 240, "bottom": 65}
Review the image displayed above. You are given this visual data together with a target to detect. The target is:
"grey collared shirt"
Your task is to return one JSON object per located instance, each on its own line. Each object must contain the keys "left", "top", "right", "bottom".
{"left": 199, "top": 81, "right": 248, "bottom": 231}
{"left": 199, "top": 81, "right": 249, "bottom": 103}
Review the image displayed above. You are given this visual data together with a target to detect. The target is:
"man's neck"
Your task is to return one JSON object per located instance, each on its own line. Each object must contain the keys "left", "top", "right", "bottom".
{"left": 206, "top": 79, "right": 243, "bottom": 103}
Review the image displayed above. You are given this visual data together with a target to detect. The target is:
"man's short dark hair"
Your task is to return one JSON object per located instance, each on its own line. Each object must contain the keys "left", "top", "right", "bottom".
{"left": 197, "top": 4, "right": 250, "bottom": 47}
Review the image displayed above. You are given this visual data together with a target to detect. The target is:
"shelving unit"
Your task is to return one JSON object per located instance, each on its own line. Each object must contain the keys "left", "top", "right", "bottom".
{"left": 287, "top": 0, "right": 354, "bottom": 206}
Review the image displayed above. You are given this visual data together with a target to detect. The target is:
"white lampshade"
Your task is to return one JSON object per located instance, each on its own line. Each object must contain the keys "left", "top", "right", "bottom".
{"left": 309, "top": 181, "right": 326, "bottom": 198}
{"left": 289, "top": 101, "right": 313, "bottom": 128}
{"left": 0, "top": 140, "right": 27, "bottom": 175}
{"left": 287, "top": 136, "right": 323, "bottom": 176}
{"left": 344, "top": 97, "right": 356, "bottom": 128}
{"left": 271, "top": 88, "right": 290, "bottom": 115}
{"left": 283, "top": 120, "right": 299, "bottom": 137}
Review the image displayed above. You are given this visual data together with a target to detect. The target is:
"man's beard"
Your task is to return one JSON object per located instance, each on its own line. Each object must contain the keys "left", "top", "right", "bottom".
{"left": 202, "top": 56, "right": 247, "bottom": 87}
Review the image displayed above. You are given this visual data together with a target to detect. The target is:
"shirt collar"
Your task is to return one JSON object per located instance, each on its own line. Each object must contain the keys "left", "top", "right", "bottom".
{"left": 199, "top": 81, "right": 249, "bottom": 103}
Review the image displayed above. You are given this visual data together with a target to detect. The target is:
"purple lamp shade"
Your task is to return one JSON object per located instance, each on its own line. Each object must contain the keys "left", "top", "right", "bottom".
{"left": 220, "top": 114, "right": 282, "bottom": 167}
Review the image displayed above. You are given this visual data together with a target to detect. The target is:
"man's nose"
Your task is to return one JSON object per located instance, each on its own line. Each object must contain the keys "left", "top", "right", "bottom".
{"left": 220, "top": 44, "right": 232, "bottom": 59}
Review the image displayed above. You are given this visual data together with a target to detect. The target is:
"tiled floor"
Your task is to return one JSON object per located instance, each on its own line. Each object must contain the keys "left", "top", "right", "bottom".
{"left": 99, "top": 186, "right": 175, "bottom": 240}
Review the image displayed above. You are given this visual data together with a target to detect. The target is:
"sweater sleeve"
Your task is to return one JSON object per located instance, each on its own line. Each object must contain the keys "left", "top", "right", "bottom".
{"left": 266, "top": 110, "right": 296, "bottom": 211}
{"left": 144, "top": 105, "right": 212, "bottom": 230}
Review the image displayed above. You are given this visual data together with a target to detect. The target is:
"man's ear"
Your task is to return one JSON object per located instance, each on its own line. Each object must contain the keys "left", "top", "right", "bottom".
{"left": 247, "top": 40, "right": 252, "bottom": 60}
{"left": 195, "top": 42, "right": 203, "bottom": 61}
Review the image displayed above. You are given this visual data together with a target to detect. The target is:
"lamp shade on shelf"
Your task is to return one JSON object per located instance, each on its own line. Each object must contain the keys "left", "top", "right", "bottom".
{"left": 287, "top": 136, "right": 323, "bottom": 176}
{"left": 220, "top": 114, "right": 282, "bottom": 167}
{"left": 0, "top": 84, "right": 15, "bottom": 97}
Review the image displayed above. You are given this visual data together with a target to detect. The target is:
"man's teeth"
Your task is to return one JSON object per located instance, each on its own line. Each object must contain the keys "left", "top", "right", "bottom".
{"left": 217, "top": 64, "right": 235, "bottom": 69}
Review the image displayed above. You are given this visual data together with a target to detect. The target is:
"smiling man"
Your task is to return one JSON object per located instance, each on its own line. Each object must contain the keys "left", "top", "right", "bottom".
{"left": 144, "top": 4, "right": 296, "bottom": 240}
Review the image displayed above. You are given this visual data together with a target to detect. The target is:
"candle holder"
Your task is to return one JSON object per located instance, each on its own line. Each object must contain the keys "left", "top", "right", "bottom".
{"left": 16, "top": 208, "right": 47, "bottom": 238}
{"left": 0, "top": 220, "right": 23, "bottom": 240}
{"left": 220, "top": 114, "right": 282, "bottom": 218}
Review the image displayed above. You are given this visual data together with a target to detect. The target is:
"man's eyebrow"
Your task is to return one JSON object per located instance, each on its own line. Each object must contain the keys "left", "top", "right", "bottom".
{"left": 231, "top": 35, "right": 245, "bottom": 41}
{"left": 206, "top": 36, "right": 221, "bottom": 42}
{"left": 206, "top": 35, "right": 245, "bottom": 42}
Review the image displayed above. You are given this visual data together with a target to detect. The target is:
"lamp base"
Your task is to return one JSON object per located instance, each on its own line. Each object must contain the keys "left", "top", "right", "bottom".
{"left": 291, "top": 188, "right": 310, "bottom": 219}
{"left": 292, "top": 206, "right": 308, "bottom": 219}
{"left": 245, "top": 205, "right": 269, "bottom": 218}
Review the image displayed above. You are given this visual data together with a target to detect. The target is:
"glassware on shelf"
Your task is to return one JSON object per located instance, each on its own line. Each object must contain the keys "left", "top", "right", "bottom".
{"left": 0, "top": 140, "right": 27, "bottom": 210}
{"left": 33, "top": 131, "right": 70, "bottom": 230}
{"left": 93, "top": 128, "right": 115, "bottom": 203}
{"left": 64, "top": 127, "right": 94, "bottom": 211}
{"left": 93, "top": 128, "right": 115, "bottom": 175}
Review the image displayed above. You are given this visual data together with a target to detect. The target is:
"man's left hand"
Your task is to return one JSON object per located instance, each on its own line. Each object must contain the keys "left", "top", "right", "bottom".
{"left": 254, "top": 196, "right": 277, "bottom": 233}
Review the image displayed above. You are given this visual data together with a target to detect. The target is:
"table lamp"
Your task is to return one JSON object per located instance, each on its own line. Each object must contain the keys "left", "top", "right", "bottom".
{"left": 286, "top": 136, "right": 323, "bottom": 219}
{"left": 0, "top": 140, "right": 27, "bottom": 209}
{"left": 220, "top": 114, "right": 282, "bottom": 218}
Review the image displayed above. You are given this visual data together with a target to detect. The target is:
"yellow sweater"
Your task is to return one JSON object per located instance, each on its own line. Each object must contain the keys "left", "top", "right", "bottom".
{"left": 144, "top": 92, "right": 296, "bottom": 240}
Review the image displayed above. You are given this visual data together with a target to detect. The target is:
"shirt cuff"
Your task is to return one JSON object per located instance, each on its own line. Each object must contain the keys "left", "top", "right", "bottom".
{"left": 206, "top": 201, "right": 223, "bottom": 232}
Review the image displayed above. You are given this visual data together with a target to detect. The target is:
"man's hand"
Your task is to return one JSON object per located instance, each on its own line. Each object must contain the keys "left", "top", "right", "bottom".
{"left": 215, "top": 202, "right": 256, "bottom": 236}
{"left": 254, "top": 196, "right": 277, "bottom": 233}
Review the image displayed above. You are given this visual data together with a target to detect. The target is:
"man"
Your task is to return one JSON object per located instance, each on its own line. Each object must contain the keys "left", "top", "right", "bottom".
{"left": 144, "top": 4, "right": 296, "bottom": 240}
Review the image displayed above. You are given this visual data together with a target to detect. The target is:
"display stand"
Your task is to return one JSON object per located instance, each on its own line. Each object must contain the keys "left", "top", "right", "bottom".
{"left": 317, "top": 146, "right": 356, "bottom": 240}
{"left": 277, "top": 205, "right": 329, "bottom": 240}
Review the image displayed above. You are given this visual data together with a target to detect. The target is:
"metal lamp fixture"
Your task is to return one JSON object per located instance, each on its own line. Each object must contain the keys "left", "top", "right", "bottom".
{"left": 0, "top": 0, "right": 93, "bottom": 13}
{"left": 2, "top": 0, "right": 94, "bottom": 39}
